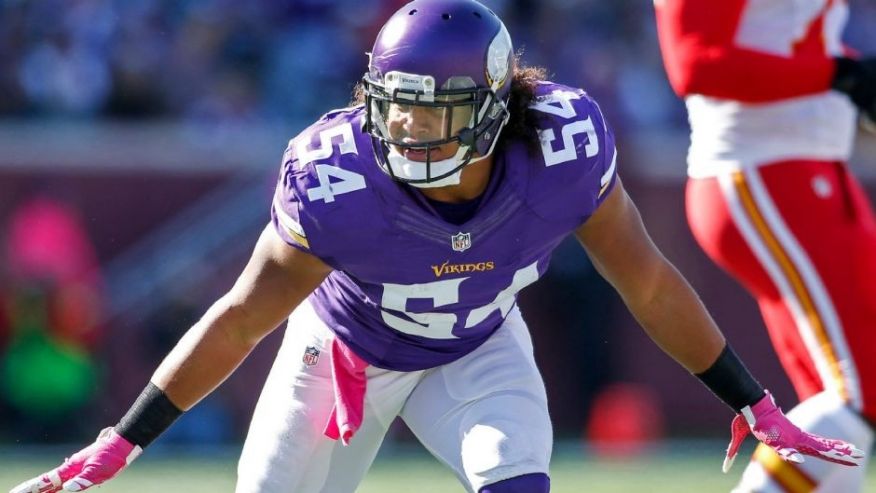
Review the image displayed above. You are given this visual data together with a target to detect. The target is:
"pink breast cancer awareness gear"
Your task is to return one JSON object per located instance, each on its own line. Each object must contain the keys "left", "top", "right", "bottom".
{"left": 323, "top": 337, "right": 369, "bottom": 446}
{"left": 723, "top": 391, "right": 865, "bottom": 472}
{"left": 10, "top": 428, "right": 141, "bottom": 493}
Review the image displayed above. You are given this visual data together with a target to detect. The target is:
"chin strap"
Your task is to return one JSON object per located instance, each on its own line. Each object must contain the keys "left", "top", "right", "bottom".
{"left": 385, "top": 145, "right": 472, "bottom": 188}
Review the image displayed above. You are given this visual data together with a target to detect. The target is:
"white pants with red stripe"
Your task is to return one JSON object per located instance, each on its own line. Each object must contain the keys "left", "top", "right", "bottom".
{"left": 686, "top": 159, "right": 876, "bottom": 491}
{"left": 235, "top": 299, "right": 552, "bottom": 493}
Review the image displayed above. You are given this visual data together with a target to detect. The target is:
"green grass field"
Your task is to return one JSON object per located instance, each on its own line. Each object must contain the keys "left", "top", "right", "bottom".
{"left": 1, "top": 442, "right": 872, "bottom": 492}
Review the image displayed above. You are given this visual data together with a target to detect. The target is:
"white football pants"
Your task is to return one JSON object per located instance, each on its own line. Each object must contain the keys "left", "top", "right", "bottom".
{"left": 732, "top": 391, "right": 873, "bottom": 492}
{"left": 236, "top": 299, "right": 552, "bottom": 493}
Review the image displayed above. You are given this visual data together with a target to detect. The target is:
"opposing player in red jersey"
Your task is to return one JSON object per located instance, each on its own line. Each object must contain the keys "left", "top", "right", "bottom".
{"left": 655, "top": 0, "right": 876, "bottom": 491}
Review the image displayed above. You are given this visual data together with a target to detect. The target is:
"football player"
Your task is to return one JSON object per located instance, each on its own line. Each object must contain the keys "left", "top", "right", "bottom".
{"left": 654, "top": 0, "right": 876, "bottom": 491}
{"left": 11, "top": 1, "right": 865, "bottom": 492}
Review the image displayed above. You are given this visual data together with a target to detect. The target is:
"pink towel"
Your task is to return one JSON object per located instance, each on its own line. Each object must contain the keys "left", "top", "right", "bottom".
{"left": 323, "top": 338, "right": 369, "bottom": 445}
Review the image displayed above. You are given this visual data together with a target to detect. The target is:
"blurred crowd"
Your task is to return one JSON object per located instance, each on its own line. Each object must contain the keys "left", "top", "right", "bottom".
{"left": 0, "top": 0, "right": 687, "bottom": 134}
{"left": 3, "top": 0, "right": 875, "bottom": 128}
{"left": 4, "top": 0, "right": 874, "bottom": 129}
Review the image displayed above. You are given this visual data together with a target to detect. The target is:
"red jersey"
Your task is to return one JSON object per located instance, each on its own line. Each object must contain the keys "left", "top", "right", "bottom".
{"left": 655, "top": 0, "right": 857, "bottom": 178}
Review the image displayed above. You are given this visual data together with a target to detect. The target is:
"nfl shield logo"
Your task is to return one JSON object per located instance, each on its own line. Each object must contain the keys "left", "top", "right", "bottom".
{"left": 451, "top": 232, "right": 472, "bottom": 252}
{"left": 302, "top": 346, "right": 320, "bottom": 366}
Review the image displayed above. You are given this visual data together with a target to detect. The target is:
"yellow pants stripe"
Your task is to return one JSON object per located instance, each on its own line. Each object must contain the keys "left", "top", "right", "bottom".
{"left": 754, "top": 444, "right": 817, "bottom": 492}
{"left": 732, "top": 172, "right": 848, "bottom": 401}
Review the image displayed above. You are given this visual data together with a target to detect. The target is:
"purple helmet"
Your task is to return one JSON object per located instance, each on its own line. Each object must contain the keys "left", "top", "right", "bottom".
{"left": 363, "top": 0, "right": 514, "bottom": 187}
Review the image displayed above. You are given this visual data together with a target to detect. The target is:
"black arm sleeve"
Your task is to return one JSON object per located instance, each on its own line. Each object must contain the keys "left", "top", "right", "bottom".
{"left": 695, "top": 344, "right": 765, "bottom": 413}
{"left": 115, "top": 382, "right": 184, "bottom": 448}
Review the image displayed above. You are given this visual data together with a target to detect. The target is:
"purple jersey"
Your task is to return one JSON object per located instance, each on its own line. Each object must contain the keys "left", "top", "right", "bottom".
{"left": 271, "top": 81, "right": 617, "bottom": 371}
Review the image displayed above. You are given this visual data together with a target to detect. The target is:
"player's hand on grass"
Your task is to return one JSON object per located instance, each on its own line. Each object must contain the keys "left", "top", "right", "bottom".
{"left": 722, "top": 391, "right": 865, "bottom": 473}
{"left": 10, "top": 428, "right": 141, "bottom": 493}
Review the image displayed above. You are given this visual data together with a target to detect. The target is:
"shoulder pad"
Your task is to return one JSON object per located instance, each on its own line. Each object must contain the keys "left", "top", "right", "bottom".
{"left": 271, "top": 106, "right": 383, "bottom": 262}
{"left": 523, "top": 82, "right": 618, "bottom": 223}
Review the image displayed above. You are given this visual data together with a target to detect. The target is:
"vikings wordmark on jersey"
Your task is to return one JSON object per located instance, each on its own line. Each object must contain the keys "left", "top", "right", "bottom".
{"left": 271, "top": 82, "right": 618, "bottom": 371}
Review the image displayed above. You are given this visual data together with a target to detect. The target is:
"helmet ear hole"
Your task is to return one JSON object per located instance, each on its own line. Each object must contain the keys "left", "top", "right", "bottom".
{"left": 457, "top": 128, "right": 476, "bottom": 147}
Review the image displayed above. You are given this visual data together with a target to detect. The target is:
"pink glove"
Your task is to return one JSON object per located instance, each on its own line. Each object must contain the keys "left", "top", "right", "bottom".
{"left": 723, "top": 391, "right": 865, "bottom": 473}
{"left": 10, "top": 428, "right": 142, "bottom": 493}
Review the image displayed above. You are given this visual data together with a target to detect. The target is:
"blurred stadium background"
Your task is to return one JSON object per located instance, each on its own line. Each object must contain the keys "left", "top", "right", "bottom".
{"left": 1, "top": 0, "right": 874, "bottom": 491}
